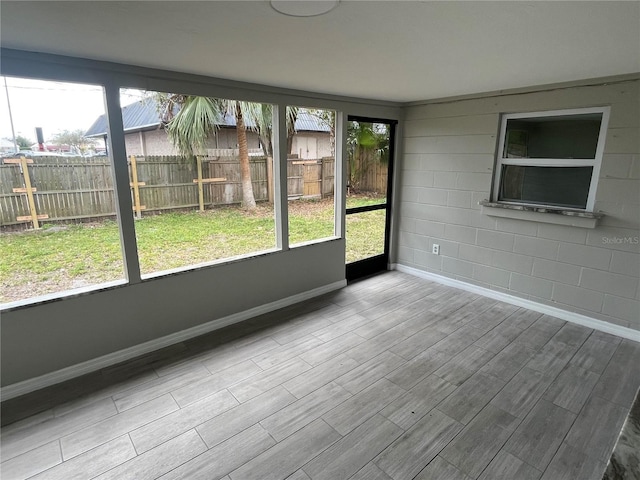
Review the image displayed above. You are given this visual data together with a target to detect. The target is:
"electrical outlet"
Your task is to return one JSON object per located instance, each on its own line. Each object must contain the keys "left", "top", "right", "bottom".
{"left": 432, "top": 244, "right": 440, "bottom": 255}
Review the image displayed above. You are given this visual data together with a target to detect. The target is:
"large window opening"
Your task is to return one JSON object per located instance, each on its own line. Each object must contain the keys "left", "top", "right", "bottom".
{"left": 287, "top": 106, "right": 336, "bottom": 246}
{"left": 493, "top": 108, "right": 609, "bottom": 211}
{"left": 107, "top": 89, "right": 277, "bottom": 277}
{"left": 0, "top": 77, "right": 125, "bottom": 304}
{"left": 0, "top": 62, "right": 398, "bottom": 307}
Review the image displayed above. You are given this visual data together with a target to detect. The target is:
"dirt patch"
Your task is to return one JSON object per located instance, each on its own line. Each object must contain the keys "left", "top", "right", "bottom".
{"left": 288, "top": 197, "right": 334, "bottom": 217}
{"left": 0, "top": 270, "right": 119, "bottom": 304}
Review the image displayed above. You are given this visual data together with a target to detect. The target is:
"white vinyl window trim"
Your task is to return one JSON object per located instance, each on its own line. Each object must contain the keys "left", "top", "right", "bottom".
{"left": 492, "top": 106, "right": 610, "bottom": 212}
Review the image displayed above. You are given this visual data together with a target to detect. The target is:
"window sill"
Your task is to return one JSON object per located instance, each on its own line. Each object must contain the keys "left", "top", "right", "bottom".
{"left": 479, "top": 201, "right": 602, "bottom": 229}
{"left": 0, "top": 279, "right": 129, "bottom": 313}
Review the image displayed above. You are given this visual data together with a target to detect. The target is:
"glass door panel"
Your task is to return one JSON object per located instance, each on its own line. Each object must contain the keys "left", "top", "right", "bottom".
{"left": 345, "top": 117, "right": 395, "bottom": 281}
{"left": 346, "top": 209, "right": 386, "bottom": 263}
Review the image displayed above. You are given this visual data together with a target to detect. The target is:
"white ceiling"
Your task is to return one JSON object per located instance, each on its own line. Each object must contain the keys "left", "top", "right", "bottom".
{"left": 1, "top": 1, "right": 639, "bottom": 103}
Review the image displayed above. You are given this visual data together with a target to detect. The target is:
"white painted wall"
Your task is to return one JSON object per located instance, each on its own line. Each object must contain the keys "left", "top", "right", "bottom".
{"left": 1, "top": 241, "right": 345, "bottom": 387}
{"left": 397, "top": 79, "right": 640, "bottom": 331}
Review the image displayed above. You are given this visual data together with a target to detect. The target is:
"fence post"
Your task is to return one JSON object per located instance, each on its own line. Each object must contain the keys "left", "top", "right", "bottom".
{"left": 192, "top": 156, "right": 225, "bottom": 212}
{"left": 266, "top": 156, "right": 274, "bottom": 203}
{"left": 196, "top": 155, "right": 205, "bottom": 212}
{"left": 129, "top": 155, "right": 145, "bottom": 218}
{"left": 21, "top": 156, "right": 39, "bottom": 229}
{"left": 320, "top": 158, "right": 325, "bottom": 198}
{"left": 5, "top": 156, "right": 48, "bottom": 229}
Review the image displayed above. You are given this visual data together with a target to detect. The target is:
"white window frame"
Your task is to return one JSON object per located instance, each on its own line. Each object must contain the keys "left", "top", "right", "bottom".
{"left": 492, "top": 106, "right": 610, "bottom": 212}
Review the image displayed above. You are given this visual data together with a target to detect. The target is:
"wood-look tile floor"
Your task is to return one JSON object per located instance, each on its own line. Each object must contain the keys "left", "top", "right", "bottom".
{"left": 2, "top": 271, "right": 640, "bottom": 480}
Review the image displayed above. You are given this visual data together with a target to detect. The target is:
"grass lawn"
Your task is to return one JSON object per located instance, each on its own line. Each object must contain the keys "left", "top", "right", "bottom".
{"left": 0, "top": 195, "right": 386, "bottom": 303}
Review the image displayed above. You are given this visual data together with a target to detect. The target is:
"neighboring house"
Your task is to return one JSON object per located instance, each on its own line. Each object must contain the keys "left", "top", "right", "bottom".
{"left": 0, "top": 138, "right": 16, "bottom": 153}
{"left": 84, "top": 99, "right": 332, "bottom": 159}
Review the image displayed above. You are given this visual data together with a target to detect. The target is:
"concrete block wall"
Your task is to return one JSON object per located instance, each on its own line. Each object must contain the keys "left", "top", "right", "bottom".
{"left": 397, "top": 79, "right": 640, "bottom": 330}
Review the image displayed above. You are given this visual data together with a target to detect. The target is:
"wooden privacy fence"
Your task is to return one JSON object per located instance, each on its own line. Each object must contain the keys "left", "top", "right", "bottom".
{"left": 357, "top": 159, "right": 387, "bottom": 193}
{"left": 349, "top": 150, "right": 388, "bottom": 194}
{"left": 288, "top": 158, "right": 335, "bottom": 198}
{"left": 123, "top": 155, "right": 271, "bottom": 217}
{"left": 0, "top": 155, "right": 338, "bottom": 228}
{"left": 0, "top": 156, "right": 118, "bottom": 228}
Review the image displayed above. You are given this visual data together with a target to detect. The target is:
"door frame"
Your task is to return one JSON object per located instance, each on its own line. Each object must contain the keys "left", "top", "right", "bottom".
{"left": 345, "top": 115, "right": 397, "bottom": 282}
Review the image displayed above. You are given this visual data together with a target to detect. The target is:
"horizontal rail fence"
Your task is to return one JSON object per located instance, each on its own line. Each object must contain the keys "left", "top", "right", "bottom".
{"left": 1, "top": 155, "right": 340, "bottom": 227}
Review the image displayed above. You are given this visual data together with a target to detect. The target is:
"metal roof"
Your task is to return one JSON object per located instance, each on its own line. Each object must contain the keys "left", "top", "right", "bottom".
{"left": 294, "top": 110, "right": 331, "bottom": 132}
{"left": 84, "top": 98, "right": 159, "bottom": 137}
{"left": 85, "top": 99, "right": 330, "bottom": 137}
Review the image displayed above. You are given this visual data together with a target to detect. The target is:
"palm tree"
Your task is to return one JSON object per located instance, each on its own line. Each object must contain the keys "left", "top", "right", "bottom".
{"left": 164, "top": 96, "right": 222, "bottom": 159}
{"left": 161, "top": 94, "right": 262, "bottom": 210}
{"left": 159, "top": 94, "right": 302, "bottom": 209}
{"left": 231, "top": 100, "right": 256, "bottom": 209}
{"left": 244, "top": 103, "right": 299, "bottom": 157}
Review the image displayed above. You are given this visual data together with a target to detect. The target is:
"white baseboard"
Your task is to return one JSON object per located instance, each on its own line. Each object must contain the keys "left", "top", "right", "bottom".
{"left": 393, "top": 264, "right": 640, "bottom": 343}
{"left": 1, "top": 280, "right": 347, "bottom": 402}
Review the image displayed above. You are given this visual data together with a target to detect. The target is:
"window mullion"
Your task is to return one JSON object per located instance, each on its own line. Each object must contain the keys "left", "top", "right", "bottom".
{"left": 104, "top": 84, "right": 142, "bottom": 284}
{"left": 273, "top": 103, "right": 289, "bottom": 250}
{"left": 335, "top": 111, "right": 347, "bottom": 239}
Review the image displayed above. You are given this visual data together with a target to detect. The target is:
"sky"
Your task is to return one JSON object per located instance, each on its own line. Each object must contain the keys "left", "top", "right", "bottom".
{"left": 0, "top": 76, "right": 145, "bottom": 146}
